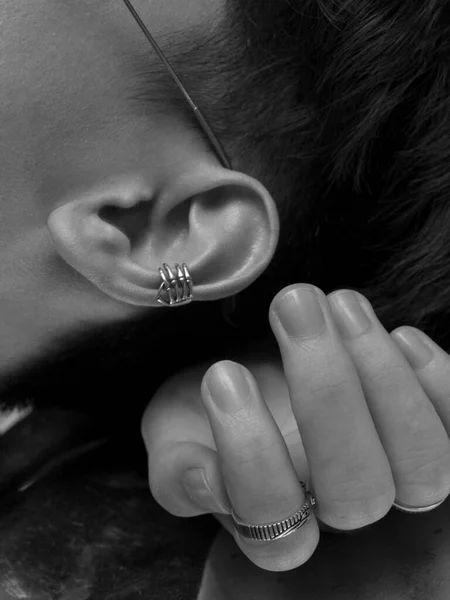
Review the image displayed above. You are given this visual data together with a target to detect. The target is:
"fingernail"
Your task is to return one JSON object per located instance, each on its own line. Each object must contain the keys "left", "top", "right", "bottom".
{"left": 273, "top": 286, "right": 326, "bottom": 339}
{"left": 393, "top": 329, "right": 434, "bottom": 369}
{"left": 330, "top": 291, "right": 371, "bottom": 339}
{"left": 203, "top": 361, "right": 252, "bottom": 414}
{"left": 182, "top": 468, "right": 228, "bottom": 514}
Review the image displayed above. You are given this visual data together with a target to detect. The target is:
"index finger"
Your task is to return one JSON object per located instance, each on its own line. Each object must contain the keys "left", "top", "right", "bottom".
{"left": 200, "top": 360, "right": 320, "bottom": 571}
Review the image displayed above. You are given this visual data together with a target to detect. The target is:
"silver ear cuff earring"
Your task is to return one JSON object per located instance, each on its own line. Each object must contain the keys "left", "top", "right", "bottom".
{"left": 157, "top": 264, "right": 194, "bottom": 307}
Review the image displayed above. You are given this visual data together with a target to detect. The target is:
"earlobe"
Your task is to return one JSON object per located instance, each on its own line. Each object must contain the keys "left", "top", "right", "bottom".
{"left": 47, "top": 169, "right": 279, "bottom": 308}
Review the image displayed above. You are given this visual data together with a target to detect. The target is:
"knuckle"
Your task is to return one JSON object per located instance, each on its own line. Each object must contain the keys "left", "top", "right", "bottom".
{"left": 239, "top": 429, "right": 280, "bottom": 462}
{"left": 364, "top": 361, "right": 410, "bottom": 390}
{"left": 148, "top": 476, "right": 171, "bottom": 511}
{"left": 320, "top": 483, "right": 396, "bottom": 531}
{"left": 396, "top": 445, "right": 450, "bottom": 505}
{"left": 147, "top": 460, "right": 172, "bottom": 510}
{"left": 149, "top": 474, "right": 193, "bottom": 518}
{"left": 220, "top": 414, "right": 281, "bottom": 466}
{"left": 146, "top": 449, "right": 184, "bottom": 517}
{"left": 296, "top": 377, "right": 351, "bottom": 406}
{"left": 148, "top": 442, "right": 221, "bottom": 518}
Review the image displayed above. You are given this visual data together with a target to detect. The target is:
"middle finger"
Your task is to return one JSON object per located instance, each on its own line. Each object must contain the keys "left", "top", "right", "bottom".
{"left": 270, "top": 284, "right": 395, "bottom": 530}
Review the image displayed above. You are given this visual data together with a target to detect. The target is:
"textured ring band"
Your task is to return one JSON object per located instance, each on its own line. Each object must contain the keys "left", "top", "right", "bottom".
{"left": 231, "top": 481, "right": 316, "bottom": 542}
{"left": 392, "top": 497, "right": 447, "bottom": 514}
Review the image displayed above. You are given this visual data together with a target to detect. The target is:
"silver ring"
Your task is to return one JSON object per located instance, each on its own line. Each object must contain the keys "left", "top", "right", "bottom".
{"left": 392, "top": 497, "right": 447, "bottom": 514}
{"left": 156, "top": 263, "right": 193, "bottom": 307}
{"left": 231, "top": 481, "right": 316, "bottom": 542}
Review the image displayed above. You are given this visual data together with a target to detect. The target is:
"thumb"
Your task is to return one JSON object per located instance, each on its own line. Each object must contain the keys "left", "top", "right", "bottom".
{"left": 141, "top": 365, "right": 231, "bottom": 517}
{"left": 146, "top": 440, "right": 231, "bottom": 517}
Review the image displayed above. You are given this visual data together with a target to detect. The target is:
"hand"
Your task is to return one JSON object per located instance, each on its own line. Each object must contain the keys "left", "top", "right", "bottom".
{"left": 141, "top": 284, "right": 450, "bottom": 571}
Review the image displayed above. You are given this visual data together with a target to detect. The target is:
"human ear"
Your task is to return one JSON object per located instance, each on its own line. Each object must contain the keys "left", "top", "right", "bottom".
{"left": 48, "top": 166, "right": 279, "bottom": 307}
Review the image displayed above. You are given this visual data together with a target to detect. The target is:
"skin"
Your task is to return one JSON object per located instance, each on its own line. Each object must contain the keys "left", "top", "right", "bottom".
{"left": 142, "top": 285, "right": 450, "bottom": 572}
{"left": 0, "top": 0, "right": 278, "bottom": 379}
{"left": 3, "top": 0, "right": 450, "bottom": 578}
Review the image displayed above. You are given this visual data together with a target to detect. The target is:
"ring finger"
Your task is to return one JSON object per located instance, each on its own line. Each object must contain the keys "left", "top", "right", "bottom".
{"left": 328, "top": 291, "right": 450, "bottom": 509}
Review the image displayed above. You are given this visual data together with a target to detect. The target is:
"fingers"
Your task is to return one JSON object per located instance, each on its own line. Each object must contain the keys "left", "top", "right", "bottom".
{"left": 391, "top": 326, "right": 450, "bottom": 435}
{"left": 269, "top": 285, "right": 395, "bottom": 530}
{"left": 200, "top": 360, "right": 320, "bottom": 572}
{"left": 142, "top": 361, "right": 320, "bottom": 572}
{"left": 330, "top": 294, "right": 450, "bottom": 509}
{"left": 141, "top": 366, "right": 230, "bottom": 518}
{"left": 142, "top": 281, "right": 450, "bottom": 577}
{"left": 269, "top": 284, "right": 450, "bottom": 529}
